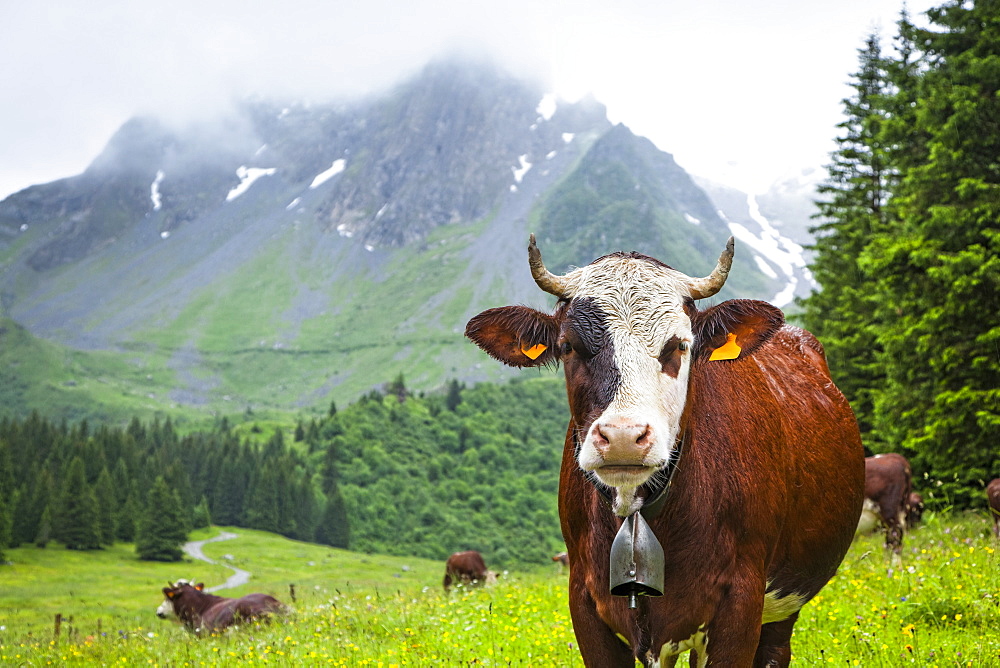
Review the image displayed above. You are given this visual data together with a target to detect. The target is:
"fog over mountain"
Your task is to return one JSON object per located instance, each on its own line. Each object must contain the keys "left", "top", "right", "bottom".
{"left": 0, "top": 0, "right": 937, "bottom": 202}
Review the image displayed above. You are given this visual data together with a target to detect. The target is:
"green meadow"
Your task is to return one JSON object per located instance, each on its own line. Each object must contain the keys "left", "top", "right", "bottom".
{"left": 1, "top": 514, "right": 998, "bottom": 666}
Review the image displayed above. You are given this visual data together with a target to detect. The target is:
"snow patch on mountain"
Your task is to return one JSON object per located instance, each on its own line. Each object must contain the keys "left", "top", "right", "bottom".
{"left": 719, "top": 194, "right": 807, "bottom": 307}
{"left": 537, "top": 94, "right": 557, "bottom": 121}
{"left": 150, "top": 170, "right": 165, "bottom": 210}
{"left": 226, "top": 166, "right": 276, "bottom": 201}
{"left": 512, "top": 155, "right": 531, "bottom": 183}
{"left": 310, "top": 159, "right": 346, "bottom": 189}
{"left": 753, "top": 255, "right": 779, "bottom": 279}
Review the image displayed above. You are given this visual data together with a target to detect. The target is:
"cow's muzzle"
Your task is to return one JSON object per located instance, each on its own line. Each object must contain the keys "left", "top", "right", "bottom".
{"left": 585, "top": 418, "right": 663, "bottom": 488}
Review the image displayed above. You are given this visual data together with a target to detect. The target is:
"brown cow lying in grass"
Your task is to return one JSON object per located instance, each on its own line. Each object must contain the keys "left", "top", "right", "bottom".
{"left": 156, "top": 580, "right": 285, "bottom": 634}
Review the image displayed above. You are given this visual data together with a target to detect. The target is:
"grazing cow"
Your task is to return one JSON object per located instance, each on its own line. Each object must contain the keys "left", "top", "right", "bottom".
{"left": 553, "top": 551, "right": 570, "bottom": 570}
{"left": 988, "top": 478, "right": 1000, "bottom": 539}
{"left": 156, "top": 580, "right": 284, "bottom": 634}
{"left": 443, "top": 550, "right": 496, "bottom": 590}
{"left": 860, "top": 453, "right": 912, "bottom": 555}
{"left": 906, "top": 492, "right": 925, "bottom": 528}
{"left": 466, "top": 236, "right": 865, "bottom": 667}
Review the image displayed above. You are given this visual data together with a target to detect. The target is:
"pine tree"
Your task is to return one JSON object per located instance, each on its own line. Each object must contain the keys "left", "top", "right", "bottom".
{"left": 135, "top": 476, "right": 188, "bottom": 561}
{"left": 445, "top": 379, "right": 464, "bottom": 412}
{"left": 8, "top": 487, "right": 27, "bottom": 549}
{"left": 800, "top": 30, "right": 893, "bottom": 438}
{"left": 211, "top": 446, "right": 248, "bottom": 526}
{"left": 315, "top": 487, "right": 350, "bottom": 549}
{"left": 112, "top": 462, "right": 137, "bottom": 541}
{"left": 191, "top": 495, "right": 212, "bottom": 529}
{"left": 319, "top": 442, "right": 341, "bottom": 497}
{"left": 0, "top": 440, "right": 13, "bottom": 556}
{"left": 387, "top": 373, "right": 408, "bottom": 402}
{"left": 94, "top": 468, "right": 117, "bottom": 546}
{"left": 245, "top": 467, "right": 283, "bottom": 534}
{"left": 860, "top": 0, "right": 1000, "bottom": 504}
{"left": 35, "top": 505, "right": 52, "bottom": 548}
{"left": 54, "top": 457, "right": 101, "bottom": 550}
{"left": 14, "top": 469, "right": 53, "bottom": 547}
{"left": 115, "top": 487, "right": 139, "bottom": 542}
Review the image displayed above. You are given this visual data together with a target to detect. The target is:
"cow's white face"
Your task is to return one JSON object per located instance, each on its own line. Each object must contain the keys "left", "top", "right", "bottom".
{"left": 466, "top": 237, "right": 737, "bottom": 517}
{"left": 156, "top": 598, "right": 177, "bottom": 620}
{"left": 561, "top": 256, "right": 694, "bottom": 515}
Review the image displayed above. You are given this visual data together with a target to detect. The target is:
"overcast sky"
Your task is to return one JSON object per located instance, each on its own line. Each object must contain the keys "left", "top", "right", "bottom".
{"left": 0, "top": 0, "right": 937, "bottom": 201}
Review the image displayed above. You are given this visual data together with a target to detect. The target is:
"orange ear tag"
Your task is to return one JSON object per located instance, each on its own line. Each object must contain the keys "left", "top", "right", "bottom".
{"left": 521, "top": 343, "right": 547, "bottom": 360}
{"left": 709, "top": 332, "right": 742, "bottom": 361}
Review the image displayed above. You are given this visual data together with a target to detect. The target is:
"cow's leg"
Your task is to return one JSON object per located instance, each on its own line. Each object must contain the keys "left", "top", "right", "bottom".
{"left": 698, "top": 586, "right": 763, "bottom": 667}
{"left": 568, "top": 584, "right": 633, "bottom": 666}
{"left": 879, "top": 503, "right": 904, "bottom": 556}
{"left": 752, "top": 612, "right": 798, "bottom": 668}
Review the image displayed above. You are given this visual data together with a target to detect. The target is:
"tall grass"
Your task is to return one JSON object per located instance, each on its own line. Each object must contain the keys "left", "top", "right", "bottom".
{"left": 2, "top": 514, "right": 997, "bottom": 666}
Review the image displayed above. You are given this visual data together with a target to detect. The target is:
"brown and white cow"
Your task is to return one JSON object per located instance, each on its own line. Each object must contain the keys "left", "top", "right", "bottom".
{"left": 466, "top": 236, "right": 865, "bottom": 667}
{"left": 987, "top": 478, "right": 1000, "bottom": 539}
{"left": 553, "top": 551, "right": 570, "bottom": 570}
{"left": 156, "top": 580, "right": 285, "bottom": 634}
{"left": 443, "top": 550, "right": 497, "bottom": 590}
{"left": 859, "top": 453, "right": 912, "bottom": 555}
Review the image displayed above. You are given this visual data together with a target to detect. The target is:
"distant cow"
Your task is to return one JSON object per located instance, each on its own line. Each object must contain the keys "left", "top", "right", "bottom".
{"left": 860, "top": 453, "right": 912, "bottom": 554}
{"left": 552, "top": 551, "right": 569, "bottom": 570}
{"left": 988, "top": 478, "right": 1000, "bottom": 539}
{"left": 443, "top": 551, "right": 496, "bottom": 590}
{"left": 156, "top": 580, "right": 284, "bottom": 634}
{"left": 466, "top": 235, "right": 864, "bottom": 666}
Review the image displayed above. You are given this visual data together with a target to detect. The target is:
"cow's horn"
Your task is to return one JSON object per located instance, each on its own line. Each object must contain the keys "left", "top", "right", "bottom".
{"left": 528, "top": 234, "right": 572, "bottom": 298}
{"left": 686, "top": 237, "right": 734, "bottom": 300}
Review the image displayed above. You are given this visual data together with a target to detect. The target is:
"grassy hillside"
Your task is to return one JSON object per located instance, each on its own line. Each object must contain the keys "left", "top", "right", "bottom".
{"left": 2, "top": 515, "right": 998, "bottom": 665}
{"left": 1, "top": 211, "right": 518, "bottom": 424}
{"left": 0, "top": 316, "right": 188, "bottom": 425}
{"left": 0, "top": 526, "right": 447, "bottom": 638}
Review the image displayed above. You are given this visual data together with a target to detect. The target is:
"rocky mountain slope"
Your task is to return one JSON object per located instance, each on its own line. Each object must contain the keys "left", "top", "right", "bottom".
{"left": 0, "top": 59, "right": 818, "bottom": 417}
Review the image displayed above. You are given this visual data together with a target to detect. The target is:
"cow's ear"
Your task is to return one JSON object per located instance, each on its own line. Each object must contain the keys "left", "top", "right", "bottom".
{"left": 195, "top": 583, "right": 205, "bottom": 591}
{"left": 692, "top": 299, "right": 784, "bottom": 362}
{"left": 164, "top": 588, "right": 175, "bottom": 598}
{"left": 466, "top": 306, "right": 560, "bottom": 368}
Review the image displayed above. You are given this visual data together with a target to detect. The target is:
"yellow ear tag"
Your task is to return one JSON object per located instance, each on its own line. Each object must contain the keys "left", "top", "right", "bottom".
{"left": 521, "top": 343, "right": 547, "bottom": 360}
{"left": 709, "top": 332, "right": 742, "bottom": 361}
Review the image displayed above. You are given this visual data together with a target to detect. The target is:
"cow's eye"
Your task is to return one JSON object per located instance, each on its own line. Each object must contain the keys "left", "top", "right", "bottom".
{"left": 560, "top": 341, "right": 574, "bottom": 355}
{"left": 658, "top": 336, "right": 688, "bottom": 377}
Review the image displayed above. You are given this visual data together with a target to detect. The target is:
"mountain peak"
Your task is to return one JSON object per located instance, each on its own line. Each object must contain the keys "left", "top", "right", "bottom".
{"left": 1, "top": 58, "right": 806, "bottom": 416}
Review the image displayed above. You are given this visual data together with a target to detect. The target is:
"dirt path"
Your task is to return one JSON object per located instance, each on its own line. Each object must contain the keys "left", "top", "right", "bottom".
{"left": 181, "top": 531, "right": 251, "bottom": 592}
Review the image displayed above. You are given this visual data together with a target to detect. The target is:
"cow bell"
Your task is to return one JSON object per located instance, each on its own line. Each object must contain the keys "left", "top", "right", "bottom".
{"left": 610, "top": 511, "right": 664, "bottom": 609}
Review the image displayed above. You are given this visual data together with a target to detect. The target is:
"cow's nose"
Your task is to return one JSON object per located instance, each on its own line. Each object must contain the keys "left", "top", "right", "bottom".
{"left": 594, "top": 421, "right": 652, "bottom": 463}
{"left": 157, "top": 612, "right": 166, "bottom": 619}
